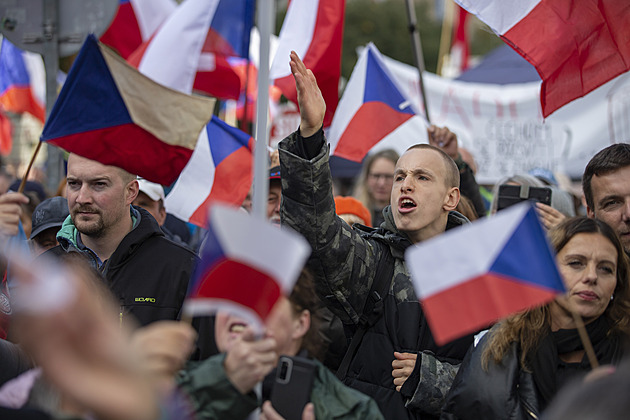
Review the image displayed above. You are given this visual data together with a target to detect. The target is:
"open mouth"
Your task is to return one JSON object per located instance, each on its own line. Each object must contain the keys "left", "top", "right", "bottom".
{"left": 398, "top": 198, "right": 417, "bottom": 213}
{"left": 229, "top": 322, "right": 247, "bottom": 334}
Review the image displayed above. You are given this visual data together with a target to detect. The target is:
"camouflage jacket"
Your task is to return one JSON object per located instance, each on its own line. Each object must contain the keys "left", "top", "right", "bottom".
{"left": 279, "top": 130, "right": 474, "bottom": 420}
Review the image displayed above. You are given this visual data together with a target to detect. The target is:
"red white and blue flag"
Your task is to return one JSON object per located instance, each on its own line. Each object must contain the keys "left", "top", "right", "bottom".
{"left": 406, "top": 203, "right": 565, "bottom": 345}
{"left": 270, "top": 0, "right": 344, "bottom": 127}
{"left": 184, "top": 204, "right": 310, "bottom": 333}
{"left": 0, "top": 38, "right": 45, "bottom": 123}
{"left": 327, "top": 43, "right": 427, "bottom": 163}
{"left": 165, "top": 116, "right": 254, "bottom": 228}
{"left": 40, "top": 35, "right": 215, "bottom": 185}
{"left": 454, "top": 0, "right": 630, "bottom": 117}
{"left": 100, "top": 0, "right": 176, "bottom": 59}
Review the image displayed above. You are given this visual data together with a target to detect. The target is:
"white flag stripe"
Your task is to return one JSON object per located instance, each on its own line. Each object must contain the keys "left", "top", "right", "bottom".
{"left": 165, "top": 128, "right": 215, "bottom": 220}
{"left": 269, "top": 0, "right": 320, "bottom": 79}
{"left": 455, "top": 0, "right": 541, "bottom": 35}
{"left": 131, "top": 0, "right": 177, "bottom": 40}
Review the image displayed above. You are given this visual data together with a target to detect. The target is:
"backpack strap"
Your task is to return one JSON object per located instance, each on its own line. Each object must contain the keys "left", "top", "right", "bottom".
{"left": 336, "top": 240, "right": 395, "bottom": 381}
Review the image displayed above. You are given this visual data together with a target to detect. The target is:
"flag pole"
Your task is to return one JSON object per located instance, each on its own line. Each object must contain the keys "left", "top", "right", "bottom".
{"left": 404, "top": 0, "right": 431, "bottom": 123}
{"left": 571, "top": 309, "right": 600, "bottom": 369}
{"left": 17, "top": 142, "right": 43, "bottom": 193}
{"left": 252, "top": 0, "right": 275, "bottom": 220}
{"left": 436, "top": 0, "right": 455, "bottom": 76}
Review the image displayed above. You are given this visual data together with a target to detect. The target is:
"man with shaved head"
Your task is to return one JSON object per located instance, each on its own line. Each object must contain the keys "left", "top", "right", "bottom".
{"left": 46, "top": 154, "right": 197, "bottom": 326}
{"left": 277, "top": 53, "right": 475, "bottom": 419}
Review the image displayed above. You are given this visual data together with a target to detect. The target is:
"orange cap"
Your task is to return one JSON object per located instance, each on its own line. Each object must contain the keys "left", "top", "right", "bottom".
{"left": 334, "top": 196, "right": 372, "bottom": 227}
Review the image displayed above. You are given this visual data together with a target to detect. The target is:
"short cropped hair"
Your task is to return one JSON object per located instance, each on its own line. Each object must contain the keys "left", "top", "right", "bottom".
{"left": 404, "top": 144, "right": 460, "bottom": 189}
{"left": 582, "top": 143, "right": 630, "bottom": 210}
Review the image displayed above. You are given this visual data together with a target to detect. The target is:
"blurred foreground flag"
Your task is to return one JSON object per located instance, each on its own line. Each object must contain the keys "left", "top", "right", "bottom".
{"left": 165, "top": 116, "right": 254, "bottom": 228}
{"left": 454, "top": 0, "right": 630, "bottom": 118}
{"left": 270, "top": 0, "right": 344, "bottom": 127}
{"left": 406, "top": 203, "right": 565, "bottom": 345}
{"left": 0, "top": 38, "right": 45, "bottom": 123}
{"left": 184, "top": 205, "right": 310, "bottom": 333}
{"left": 40, "top": 35, "right": 215, "bottom": 185}
{"left": 327, "top": 43, "right": 426, "bottom": 163}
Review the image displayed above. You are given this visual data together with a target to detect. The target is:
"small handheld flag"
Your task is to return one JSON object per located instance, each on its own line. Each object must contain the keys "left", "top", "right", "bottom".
{"left": 184, "top": 204, "right": 310, "bottom": 334}
{"left": 406, "top": 203, "right": 565, "bottom": 345}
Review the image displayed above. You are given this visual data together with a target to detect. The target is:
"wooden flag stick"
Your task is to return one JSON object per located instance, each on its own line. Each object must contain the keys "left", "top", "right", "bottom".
{"left": 571, "top": 309, "right": 600, "bottom": 369}
{"left": 17, "top": 141, "right": 43, "bottom": 194}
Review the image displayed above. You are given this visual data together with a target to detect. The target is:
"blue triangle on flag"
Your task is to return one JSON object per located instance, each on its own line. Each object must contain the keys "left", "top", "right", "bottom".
{"left": 489, "top": 206, "right": 565, "bottom": 293}
{"left": 363, "top": 48, "right": 414, "bottom": 115}
{"left": 207, "top": 116, "right": 251, "bottom": 166}
{"left": 41, "top": 34, "right": 132, "bottom": 141}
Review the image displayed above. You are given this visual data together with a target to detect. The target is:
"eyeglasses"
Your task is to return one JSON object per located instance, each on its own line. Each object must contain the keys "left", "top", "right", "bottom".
{"left": 368, "top": 173, "right": 394, "bottom": 182}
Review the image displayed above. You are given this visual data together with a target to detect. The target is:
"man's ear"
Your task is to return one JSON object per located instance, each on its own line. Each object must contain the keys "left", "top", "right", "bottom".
{"left": 586, "top": 205, "right": 595, "bottom": 218}
{"left": 292, "top": 309, "right": 310, "bottom": 341}
{"left": 443, "top": 187, "right": 460, "bottom": 212}
{"left": 126, "top": 180, "right": 139, "bottom": 205}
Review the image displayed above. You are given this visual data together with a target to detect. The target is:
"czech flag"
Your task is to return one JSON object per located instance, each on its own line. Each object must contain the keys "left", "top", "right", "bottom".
{"left": 406, "top": 203, "right": 565, "bottom": 345}
{"left": 270, "top": 0, "right": 344, "bottom": 127}
{"left": 455, "top": 0, "right": 630, "bottom": 117}
{"left": 327, "top": 43, "right": 426, "bottom": 163}
{"left": 184, "top": 204, "right": 310, "bottom": 333}
{"left": 165, "top": 116, "right": 254, "bottom": 228}
{"left": 100, "top": 0, "right": 176, "bottom": 59}
{"left": 0, "top": 38, "right": 45, "bottom": 123}
{"left": 40, "top": 35, "right": 215, "bottom": 186}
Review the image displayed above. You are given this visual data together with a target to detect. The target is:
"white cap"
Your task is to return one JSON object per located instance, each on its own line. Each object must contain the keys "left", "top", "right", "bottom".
{"left": 137, "top": 178, "right": 165, "bottom": 202}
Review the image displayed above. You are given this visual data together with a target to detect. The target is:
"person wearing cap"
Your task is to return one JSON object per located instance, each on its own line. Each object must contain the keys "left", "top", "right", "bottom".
{"left": 334, "top": 196, "right": 372, "bottom": 227}
{"left": 268, "top": 166, "right": 282, "bottom": 225}
{"left": 30, "top": 197, "right": 70, "bottom": 257}
{"left": 132, "top": 179, "right": 188, "bottom": 247}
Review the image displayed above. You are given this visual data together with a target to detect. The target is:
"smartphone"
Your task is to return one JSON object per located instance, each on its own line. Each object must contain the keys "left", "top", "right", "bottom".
{"left": 497, "top": 184, "right": 552, "bottom": 211}
{"left": 270, "top": 355, "right": 317, "bottom": 420}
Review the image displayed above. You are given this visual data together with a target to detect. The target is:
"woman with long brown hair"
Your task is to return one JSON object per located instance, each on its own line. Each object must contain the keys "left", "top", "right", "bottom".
{"left": 441, "top": 217, "right": 630, "bottom": 419}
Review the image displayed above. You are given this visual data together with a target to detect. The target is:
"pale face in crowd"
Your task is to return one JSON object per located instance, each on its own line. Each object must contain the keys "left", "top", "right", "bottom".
{"left": 367, "top": 157, "right": 396, "bottom": 207}
{"left": 587, "top": 166, "right": 630, "bottom": 255}
{"left": 66, "top": 155, "right": 137, "bottom": 238}
{"left": 391, "top": 148, "right": 459, "bottom": 244}
{"left": 133, "top": 192, "right": 166, "bottom": 226}
{"left": 550, "top": 232, "right": 618, "bottom": 330}
{"left": 267, "top": 181, "right": 282, "bottom": 225}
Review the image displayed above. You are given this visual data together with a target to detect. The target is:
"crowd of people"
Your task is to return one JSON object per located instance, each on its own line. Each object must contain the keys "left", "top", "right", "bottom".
{"left": 0, "top": 52, "right": 629, "bottom": 420}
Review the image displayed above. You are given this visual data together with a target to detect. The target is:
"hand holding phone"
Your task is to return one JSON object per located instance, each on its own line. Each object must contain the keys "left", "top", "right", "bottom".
{"left": 269, "top": 355, "right": 316, "bottom": 420}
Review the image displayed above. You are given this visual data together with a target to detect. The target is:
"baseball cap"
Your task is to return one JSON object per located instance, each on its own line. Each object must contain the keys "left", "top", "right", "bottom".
{"left": 30, "top": 196, "right": 70, "bottom": 239}
{"left": 269, "top": 166, "right": 281, "bottom": 180}
{"left": 137, "top": 178, "right": 165, "bottom": 202}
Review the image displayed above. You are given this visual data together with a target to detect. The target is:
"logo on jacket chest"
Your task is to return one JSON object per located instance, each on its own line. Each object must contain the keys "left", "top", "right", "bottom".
{"left": 134, "top": 297, "right": 156, "bottom": 303}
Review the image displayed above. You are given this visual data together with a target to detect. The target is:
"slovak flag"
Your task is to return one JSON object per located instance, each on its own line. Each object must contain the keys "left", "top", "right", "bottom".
{"left": 184, "top": 204, "right": 310, "bottom": 333}
{"left": 327, "top": 43, "right": 427, "bottom": 163}
{"left": 40, "top": 35, "right": 215, "bottom": 186}
{"left": 165, "top": 116, "right": 254, "bottom": 228}
{"left": 270, "top": 0, "right": 344, "bottom": 127}
{"left": 100, "top": 0, "right": 177, "bottom": 59}
{"left": 406, "top": 203, "right": 565, "bottom": 345}
{"left": 454, "top": 0, "right": 630, "bottom": 117}
{"left": 0, "top": 38, "right": 45, "bottom": 123}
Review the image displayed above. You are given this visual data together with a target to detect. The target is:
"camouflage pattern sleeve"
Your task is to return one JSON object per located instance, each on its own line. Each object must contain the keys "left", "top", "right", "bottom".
{"left": 404, "top": 351, "right": 460, "bottom": 416}
{"left": 278, "top": 131, "right": 381, "bottom": 325}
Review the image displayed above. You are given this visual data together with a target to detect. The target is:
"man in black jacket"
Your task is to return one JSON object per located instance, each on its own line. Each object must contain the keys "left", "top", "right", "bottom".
{"left": 278, "top": 53, "right": 474, "bottom": 419}
{"left": 47, "top": 154, "right": 197, "bottom": 327}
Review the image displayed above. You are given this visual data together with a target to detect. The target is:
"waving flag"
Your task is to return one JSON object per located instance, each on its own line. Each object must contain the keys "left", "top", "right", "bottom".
{"left": 184, "top": 204, "right": 310, "bottom": 333}
{"left": 270, "top": 0, "right": 344, "bottom": 127}
{"left": 40, "top": 35, "right": 215, "bottom": 185}
{"left": 0, "top": 38, "right": 45, "bottom": 123}
{"left": 130, "top": 0, "right": 220, "bottom": 94}
{"left": 100, "top": 0, "right": 176, "bottom": 59}
{"left": 406, "top": 203, "right": 565, "bottom": 345}
{"left": 454, "top": 0, "right": 630, "bottom": 118}
{"left": 327, "top": 43, "right": 426, "bottom": 163}
{"left": 165, "top": 116, "right": 254, "bottom": 227}
{"left": 204, "top": 0, "right": 254, "bottom": 58}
